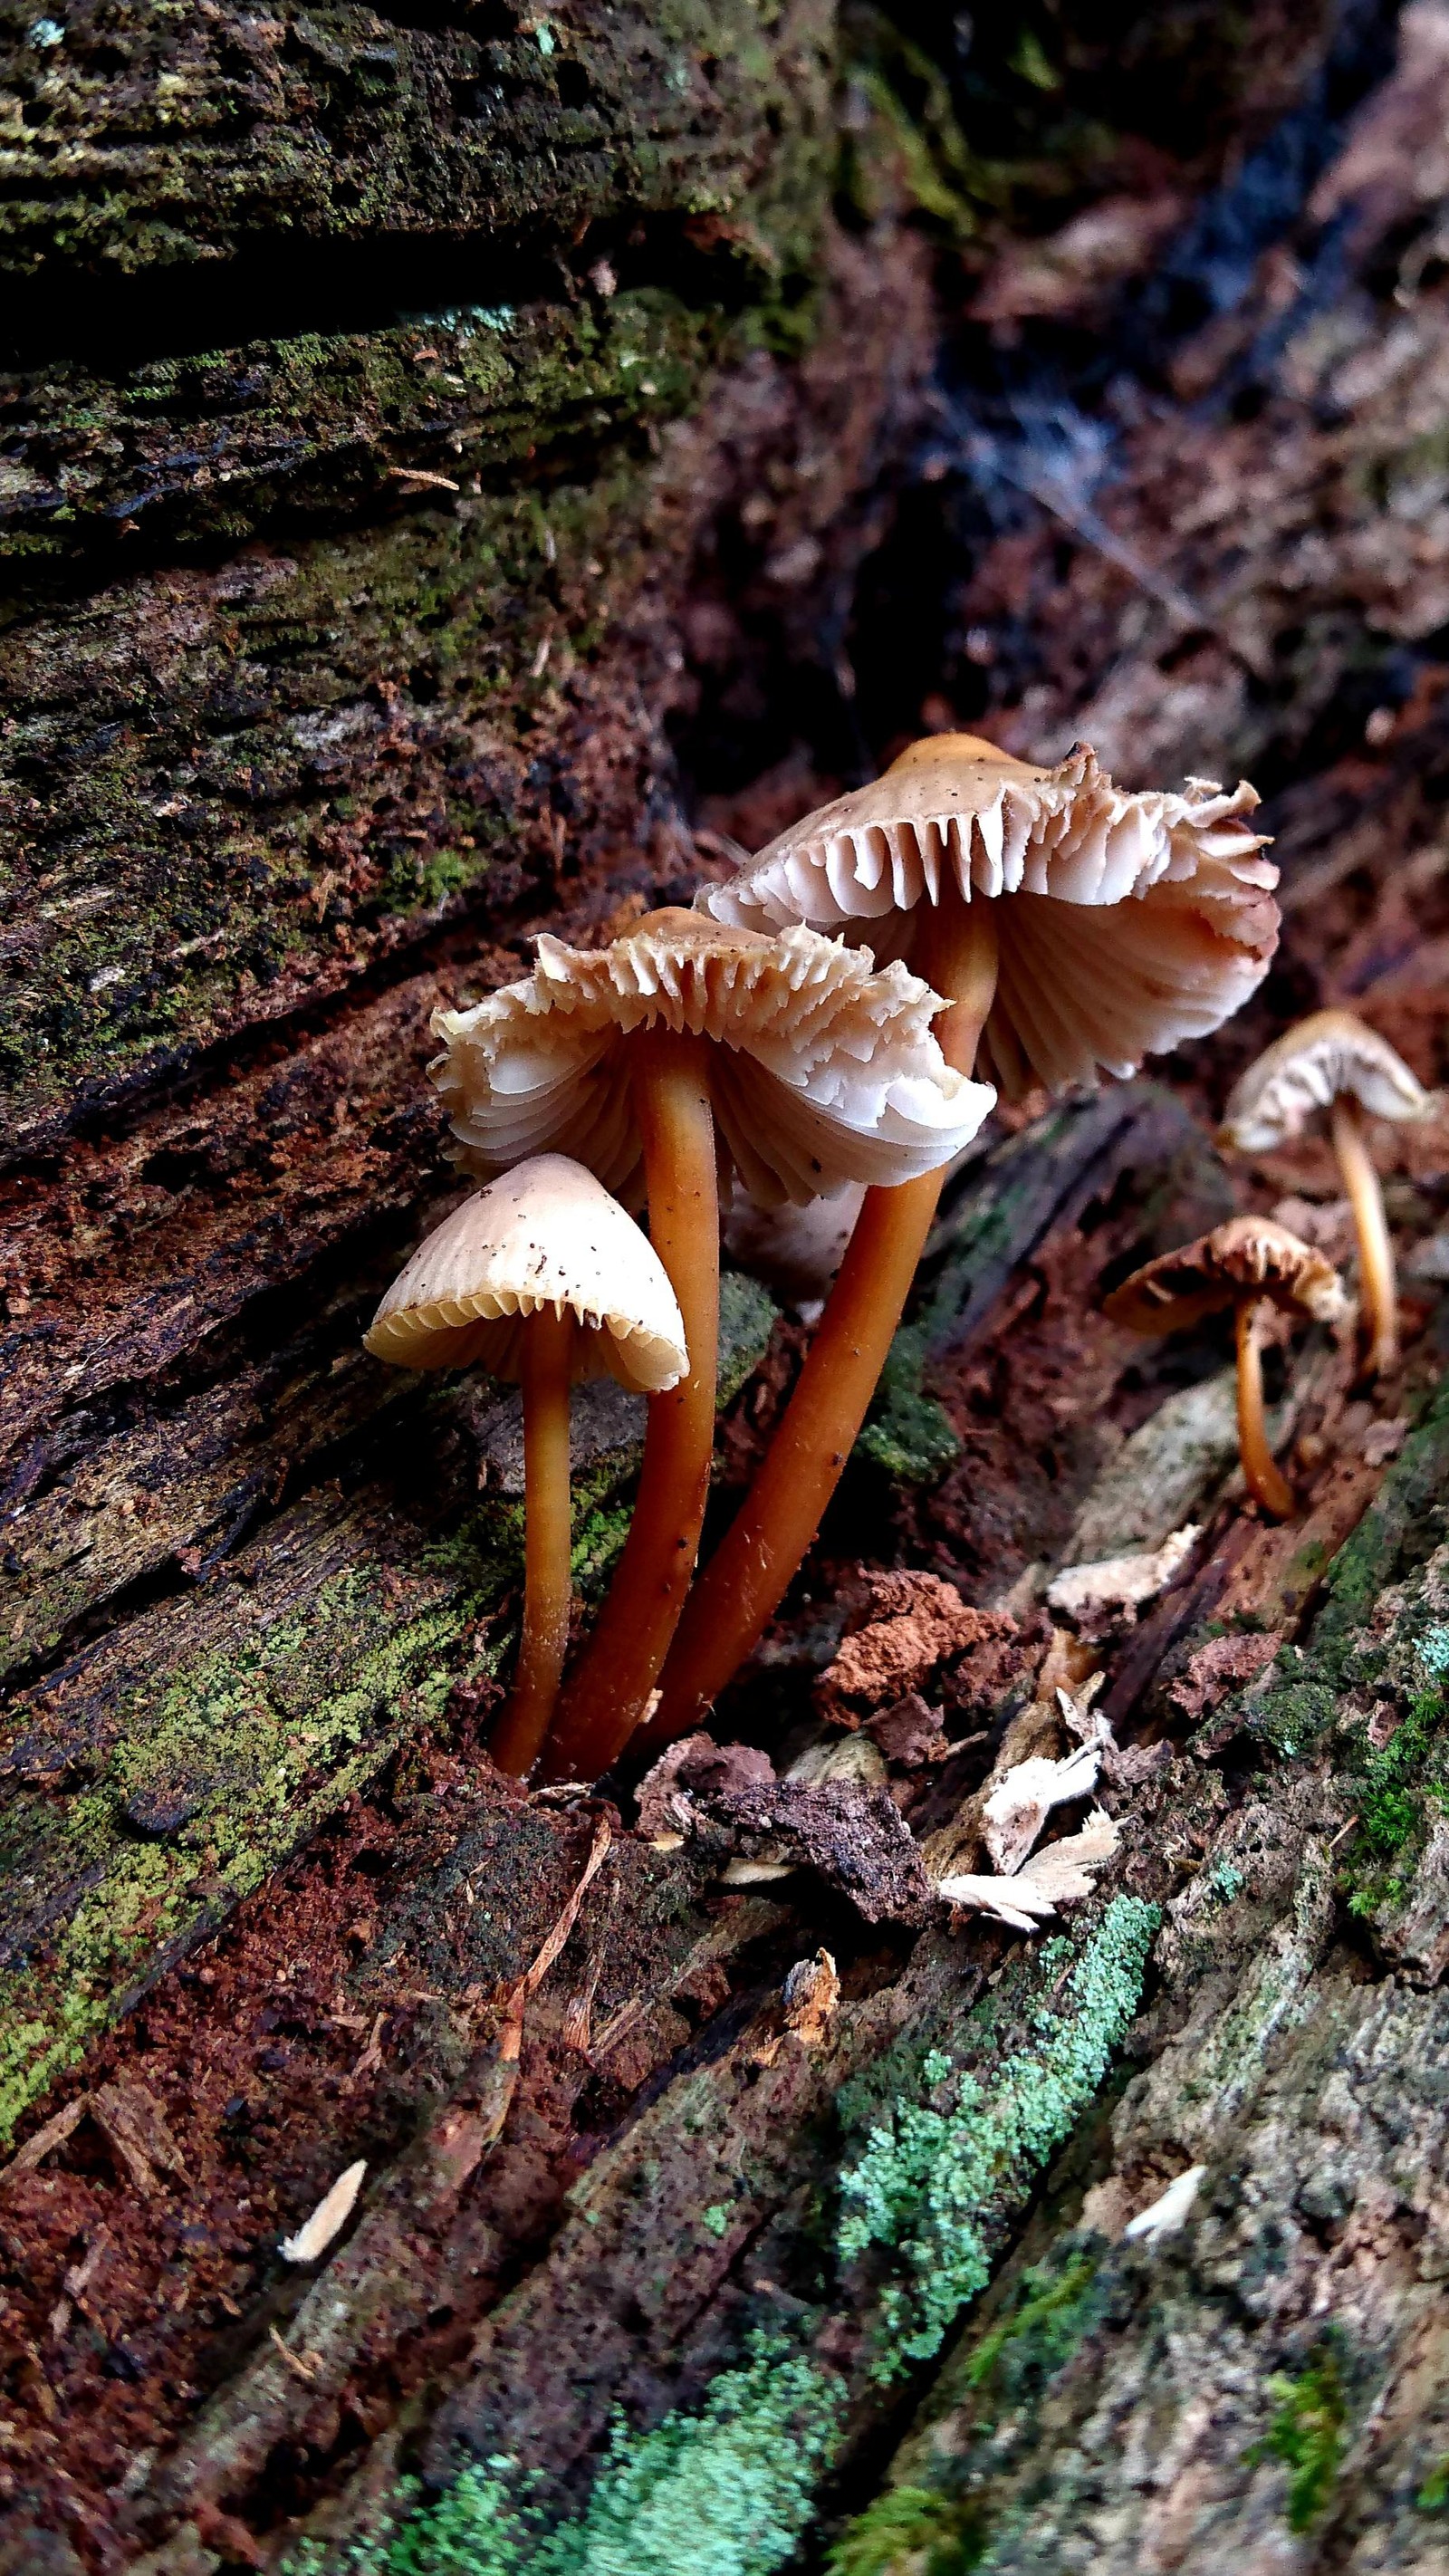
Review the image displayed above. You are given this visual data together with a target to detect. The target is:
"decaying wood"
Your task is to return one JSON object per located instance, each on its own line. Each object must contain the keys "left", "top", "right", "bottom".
{"left": 3, "top": 0, "right": 1449, "bottom": 2569}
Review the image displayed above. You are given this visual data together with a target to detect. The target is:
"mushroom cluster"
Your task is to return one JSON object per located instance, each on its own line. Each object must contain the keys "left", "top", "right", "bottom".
{"left": 360, "top": 724, "right": 1439, "bottom": 1783}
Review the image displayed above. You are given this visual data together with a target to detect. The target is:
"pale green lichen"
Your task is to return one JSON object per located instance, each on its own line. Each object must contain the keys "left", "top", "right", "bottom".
{"left": 838, "top": 1898, "right": 1158, "bottom": 2373}
{"left": 326, "top": 2337, "right": 844, "bottom": 2576}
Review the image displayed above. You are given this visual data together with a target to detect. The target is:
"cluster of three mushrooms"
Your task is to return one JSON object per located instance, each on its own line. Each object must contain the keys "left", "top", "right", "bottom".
{"left": 372, "top": 731, "right": 1281, "bottom": 1778}
{"left": 370, "top": 913, "right": 993, "bottom": 1777}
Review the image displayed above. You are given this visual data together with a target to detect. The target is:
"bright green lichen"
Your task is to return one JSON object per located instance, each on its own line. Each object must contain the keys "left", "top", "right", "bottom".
{"left": 838, "top": 1898, "right": 1158, "bottom": 2373}
{"left": 1244, "top": 2342, "right": 1348, "bottom": 2533}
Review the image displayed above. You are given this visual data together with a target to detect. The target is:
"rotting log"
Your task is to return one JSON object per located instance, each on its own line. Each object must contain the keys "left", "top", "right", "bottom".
{"left": 3, "top": 1, "right": 1449, "bottom": 2571}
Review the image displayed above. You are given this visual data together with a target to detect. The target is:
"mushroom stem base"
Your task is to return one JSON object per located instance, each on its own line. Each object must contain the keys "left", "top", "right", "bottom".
{"left": 490, "top": 1307, "right": 576, "bottom": 1777}
{"left": 541, "top": 1031, "right": 719, "bottom": 1783}
{"left": 641, "top": 898, "right": 998, "bottom": 1753}
{"left": 1331, "top": 1093, "right": 1397, "bottom": 1377}
{"left": 1236, "top": 1297, "right": 1296, "bottom": 1522}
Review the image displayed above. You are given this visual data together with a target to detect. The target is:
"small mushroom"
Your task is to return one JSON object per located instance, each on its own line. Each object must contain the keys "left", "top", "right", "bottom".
{"left": 365, "top": 1157, "right": 686, "bottom": 1775}
{"left": 650, "top": 736, "right": 1277, "bottom": 1744}
{"left": 430, "top": 912, "right": 990, "bottom": 1779}
{"left": 1219, "top": 1008, "right": 1432, "bottom": 1377}
{"left": 1104, "top": 1215, "right": 1348, "bottom": 1521}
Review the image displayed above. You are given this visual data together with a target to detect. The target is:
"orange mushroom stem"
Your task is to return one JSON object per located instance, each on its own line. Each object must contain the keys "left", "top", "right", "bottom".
{"left": 489, "top": 1304, "right": 576, "bottom": 1775}
{"left": 1233, "top": 1296, "right": 1297, "bottom": 1521}
{"left": 1329, "top": 1093, "right": 1398, "bottom": 1378}
{"left": 541, "top": 1033, "right": 719, "bottom": 1782}
{"left": 643, "top": 893, "right": 998, "bottom": 1754}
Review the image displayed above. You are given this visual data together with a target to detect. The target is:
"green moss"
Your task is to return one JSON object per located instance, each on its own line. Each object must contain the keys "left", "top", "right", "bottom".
{"left": 0, "top": 1270, "right": 777, "bottom": 2142}
{"left": 961, "top": 2252, "right": 1101, "bottom": 2408}
{"left": 826, "top": 2486, "right": 984, "bottom": 2576}
{"left": 1417, "top": 2456, "right": 1449, "bottom": 2513}
{"left": 837, "top": 1898, "right": 1158, "bottom": 2373}
{"left": 1244, "top": 2343, "right": 1348, "bottom": 2533}
{"left": 375, "top": 2338, "right": 844, "bottom": 2576}
{"left": 854, "top": 1326, "right": 961, "bottom": 1482}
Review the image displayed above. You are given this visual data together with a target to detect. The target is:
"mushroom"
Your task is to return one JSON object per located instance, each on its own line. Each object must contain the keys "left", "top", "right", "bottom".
{"left": 364, "top": 1156, "right": 686, "bottom": 1776}
{"left": 1218, "top": 1008, "right": 1432, "bottom": 1378}
{"left": 430, "top": 910, "right": 992, "bottom": 1779}
{"left": 1103, "top": 1215, "right": 1348, "bottom": 1521}
{"left": 645, "top": 735, "right": 1277, "bottom": 1745}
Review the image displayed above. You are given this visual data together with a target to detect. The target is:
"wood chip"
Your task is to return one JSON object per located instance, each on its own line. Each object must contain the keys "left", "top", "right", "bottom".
{"left": 1047, "top": 1525, "right": 1201, "bottom": 1639}
{"left": 279, "top": 2159, "right": 368, "bottom": 2264}
{"left": 0, "top": 2093, "right": 87, "bottom": 2191}
{"left": 91, "top": 2081, "right": 187, "bottom": 2195}
{"left": 938, "top": 1812, "right": 1121, "bottom": 1933}
{"left": 782, "top": 1948, "right": 840, "bottom": 2045}
{"left": 983, "top": 1741, "right": 1103, "bottom": 1872}
{"left": 268, "top": 2324, "right": 321, "bottom": 2384}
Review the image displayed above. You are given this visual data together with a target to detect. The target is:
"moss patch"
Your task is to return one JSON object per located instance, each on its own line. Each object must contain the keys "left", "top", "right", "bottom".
{"left": 1244, "top": 2341, "right": 1348, "bottom": 2533}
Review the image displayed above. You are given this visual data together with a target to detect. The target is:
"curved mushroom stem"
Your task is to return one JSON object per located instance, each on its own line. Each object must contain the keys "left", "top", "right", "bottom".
{"left": 1234, "top": 1295, "right": 1296, "bottom": 1521}
{"left": 541, "top": 1030, "right": 719, "bottom": 1783}
{"left": 1330, "top": 1091, "right": 1397, "bottom": 1377}
{"left": 490, "top": 1305, "right": 577, "bottom": 1777}
{"left": 641, "top": 889, "right": 999, "bottom": 1755}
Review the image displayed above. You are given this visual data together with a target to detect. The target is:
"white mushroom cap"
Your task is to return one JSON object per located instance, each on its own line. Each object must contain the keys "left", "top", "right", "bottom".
{"left": 363, "top": 1156, "right": 687, "bottom": 1392}
{"left": 1220, "top": 1007, "right": 1431, "bottom": 1152}
{"left": 429, "top": 909, "right": 995, "bottom": 1207}
{"left": 696, "top": 733, "right": 1278, "bottom": 1097}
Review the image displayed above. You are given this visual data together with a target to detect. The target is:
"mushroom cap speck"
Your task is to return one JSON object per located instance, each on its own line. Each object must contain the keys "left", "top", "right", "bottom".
{"left": 1219, "top": 1007, "right": 1431, "bottom": 1153}
{"left": 697, "top": 733, "right": 1278, "bottom": 1097}
{"left": 1104, "top": 1214, "right": 1349, "bottom": 1339}
{"left": 364, "top": 1156, "right": 688, "bottom": 1391}
{"left": 429, "top": 910, "right": 995, "bottom": 1208}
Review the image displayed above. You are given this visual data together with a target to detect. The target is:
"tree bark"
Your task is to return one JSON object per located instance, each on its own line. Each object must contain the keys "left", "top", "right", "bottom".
{"left": 1, "top": 2, "right": 1448, "bottom": 2571}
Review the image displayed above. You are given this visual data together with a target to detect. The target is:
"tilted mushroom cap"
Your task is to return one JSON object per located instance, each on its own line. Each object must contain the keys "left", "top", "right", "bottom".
{"left": 1104, "top": 1214, "right": 1349, "bottom": 1338}
{"left": 363, "top": 1156, "right": 687, "bottom": 1391}
{"left": 429, "top": 909, "right": 995, "bottom": 1207}
{"left": 1219, "top": 1007, "right": 1432, "bottom": 1153}
{"left": 697, "top": 733, "right": 1278, "bottom": 1096}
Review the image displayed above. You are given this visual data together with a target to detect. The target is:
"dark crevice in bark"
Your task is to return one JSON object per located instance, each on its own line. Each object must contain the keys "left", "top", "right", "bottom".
{"left": 0, "top": 209, "right": 764, "bottom": 376}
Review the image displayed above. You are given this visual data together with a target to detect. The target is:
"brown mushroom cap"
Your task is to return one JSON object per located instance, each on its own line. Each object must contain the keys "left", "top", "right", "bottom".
{"left": 696, "top": 733, "right": 1278, "bottom": 1096}
{"left": 1219, "top": 1007, "right": 1431, "bottom": 1153}
{"left": 1104, "top": 1214, "right": 1349, "bottom": 1338}
{"left": 429, "top": 909, "right": 995, "bottom": 1207}
{"left": 363, "top": 1156, "right": 687, "bottom": 1390}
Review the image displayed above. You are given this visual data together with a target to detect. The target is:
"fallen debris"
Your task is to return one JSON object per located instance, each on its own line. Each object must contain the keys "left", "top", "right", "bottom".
{"left": 712, "top": 1777, "right": 935, "bottom": 1922}
{"left": 636, "top": 1735, "right": 775, "bottom": 1841}
{"left": 279, "top": 2159, "right": 369, "bottom": 2265}
{"left": 937, "top": 1813, "right": 1121, "bottom": 1931}
{"left": 0, "top": 2094, "right": 88, "bottom": 2191}
{"left": 867, "top": 1691, "right": 947, "bottom": 1766}
{"left": 1122, "top": 2163, "right": 1207, "bottom": 2241}
{"left": 638, "top": 1733, "right": 933, "bottom": 1920}
{"left": 91, "top": 2081, "right": 188, "bottom": 2196}
{"left": 983, "top": 1741, "right": 1104, "bottom": 1873}
{"left": 820, "top": 1572, "right": 1019, "bottom": 1714}
{"left": 1047, "top": 1525, "right": 1200, "bottom": 1640}
{"left": 782, "top": 1948, "right": 840, "bottom": 2045}
{"left": 1169, "top": 1628, "right": 1286, "bottom": 1723}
